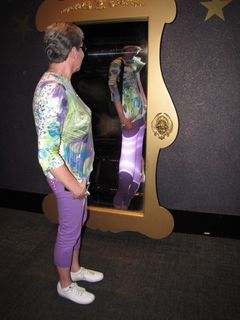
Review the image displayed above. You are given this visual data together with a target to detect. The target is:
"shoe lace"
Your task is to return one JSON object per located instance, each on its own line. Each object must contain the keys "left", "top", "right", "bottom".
{"left": 69, "top": 283, "right": 85, "bottom": 296}
{"left": 80, "top": 267, "right": 94, "bottom": 276}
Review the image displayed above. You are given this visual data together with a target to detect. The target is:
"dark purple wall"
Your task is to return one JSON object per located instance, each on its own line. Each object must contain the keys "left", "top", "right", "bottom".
{"left": 158, "top": 0, "right": 240, "bottom": 215}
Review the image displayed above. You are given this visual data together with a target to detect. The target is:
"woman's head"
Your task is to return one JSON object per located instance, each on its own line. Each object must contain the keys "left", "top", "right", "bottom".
{"left": 44, "top": 22, "right": 84, "bottom": 63}
{"left": 122, "top": 45, "right": 142, "bottom": 60}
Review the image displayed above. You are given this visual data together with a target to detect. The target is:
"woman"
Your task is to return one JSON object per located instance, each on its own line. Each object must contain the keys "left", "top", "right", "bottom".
{"left": 108, "top": 45, "right": 147, "bottom": 210}
{"left": 33, "top": 22, "right": 103, "bottom": 305}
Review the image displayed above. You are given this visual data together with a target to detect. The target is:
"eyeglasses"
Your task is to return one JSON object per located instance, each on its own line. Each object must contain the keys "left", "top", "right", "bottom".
{"left": 79, "top": 44, "right": 87, "bottom": 53}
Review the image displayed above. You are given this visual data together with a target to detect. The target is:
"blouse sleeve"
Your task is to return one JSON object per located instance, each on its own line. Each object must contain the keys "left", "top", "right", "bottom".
{"left": 35, "top": 82, "right": 68, "bottom": 173}
{"left": 108, "top": 59, "right": 122, "bottom": 102}
{"left": 133, "top": 56, "right": 146, "bottom": 73}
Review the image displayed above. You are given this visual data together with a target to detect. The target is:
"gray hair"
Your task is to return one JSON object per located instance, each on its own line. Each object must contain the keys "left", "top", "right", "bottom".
{"left": 122, "top": 45, "right": 142, "bottom": 54}
{"left": 44, "top": 22, "right": 84, "bottom": 63}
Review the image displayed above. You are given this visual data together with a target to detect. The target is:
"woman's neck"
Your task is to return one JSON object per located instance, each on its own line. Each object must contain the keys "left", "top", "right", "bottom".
{"left": 47, "top": 62, "right": 72, "bottom": 80}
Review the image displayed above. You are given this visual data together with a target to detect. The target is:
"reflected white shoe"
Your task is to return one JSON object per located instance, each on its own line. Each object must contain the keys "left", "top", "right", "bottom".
{"left": 57, "top": 282, "right": 95, "bottom": 304}
{"left": 71, "top": 267, "right": 104, "bottom": 283}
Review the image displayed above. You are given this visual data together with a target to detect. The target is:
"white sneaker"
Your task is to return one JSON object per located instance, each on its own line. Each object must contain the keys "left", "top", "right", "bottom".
{"left": 71, "top": 267, "right": 104, "bottom": 283}
{"left": 57, "top": 282, "right": 95, "bottom": 304}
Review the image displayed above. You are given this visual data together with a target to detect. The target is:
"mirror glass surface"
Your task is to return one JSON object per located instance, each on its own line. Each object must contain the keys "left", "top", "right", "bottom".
{"left": 71, "top": 21, "right": 148, "bottom": 212}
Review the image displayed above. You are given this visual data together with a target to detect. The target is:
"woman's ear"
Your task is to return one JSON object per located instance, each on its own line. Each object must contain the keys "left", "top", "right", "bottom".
{"left": 69, "top": 46, "right": 77, "bottom": 58}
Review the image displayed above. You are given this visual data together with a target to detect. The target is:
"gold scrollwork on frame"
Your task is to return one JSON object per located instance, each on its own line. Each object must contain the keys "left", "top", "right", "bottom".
{"left": 95, "top": 0, "right": 106, "bottom": 9}
{"left": 151, "top": 113, "right": 173, "bottom": 140}
{"left": 60, "top": 0, "right": 144, "bottom": 13}
{"left": 108, "top": 0, "right": 144, "bottom": 7}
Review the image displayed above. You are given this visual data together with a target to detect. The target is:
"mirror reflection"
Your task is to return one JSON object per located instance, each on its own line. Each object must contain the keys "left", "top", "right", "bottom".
{"left": 71, "top": 21, "right": 148, "bottom": 211}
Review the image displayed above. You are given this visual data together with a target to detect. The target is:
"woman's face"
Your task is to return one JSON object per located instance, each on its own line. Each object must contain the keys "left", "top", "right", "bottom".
{"left": 123, "top": 48, "right": 141, "bottom": 61}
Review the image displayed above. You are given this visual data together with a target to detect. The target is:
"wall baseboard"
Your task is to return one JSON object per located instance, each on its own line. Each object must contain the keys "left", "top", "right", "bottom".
{"left": 0, "top": 189, "right": 45, "bottom": 214}
{"left": 0, "top": 189, "right": 239, "bottom": 239}
{"left": 170, "top": 209, "right": 240, "bottom": 239}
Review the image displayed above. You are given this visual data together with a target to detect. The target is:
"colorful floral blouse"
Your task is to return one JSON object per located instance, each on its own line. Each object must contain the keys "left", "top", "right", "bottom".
{"left": 108, "top": 56, "right": 146, "bottom": 122}
{"left": 33, "top": 72, "right": 94, "bottom": 181}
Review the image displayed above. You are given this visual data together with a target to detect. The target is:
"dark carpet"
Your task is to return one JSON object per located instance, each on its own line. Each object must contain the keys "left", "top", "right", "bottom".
{"left": 0, "top": 207, "right": 239, "bottom": 320}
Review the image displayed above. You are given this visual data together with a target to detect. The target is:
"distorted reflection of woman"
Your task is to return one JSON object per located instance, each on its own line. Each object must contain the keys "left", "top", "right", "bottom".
{"left": 108, "top": 45, "right": 147, "bottom": 209}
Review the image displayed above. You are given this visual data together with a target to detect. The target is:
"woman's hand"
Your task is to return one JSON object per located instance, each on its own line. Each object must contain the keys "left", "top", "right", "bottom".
{"left": 50, "top": 165, "right": 89, "bottom": 200}
{"left": 122, "top": 118, "right": 134, "bottom": 130}
{"left": 114, "top": 101, "right": 134, "bottom": 130}
{"left": 72, "top": 180, "right": 88, "bottom": 199}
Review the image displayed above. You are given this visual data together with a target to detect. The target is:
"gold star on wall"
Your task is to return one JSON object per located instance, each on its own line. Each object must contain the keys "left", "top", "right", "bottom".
{"left": 200, "top": 0, "right": 232, "bottom": 21}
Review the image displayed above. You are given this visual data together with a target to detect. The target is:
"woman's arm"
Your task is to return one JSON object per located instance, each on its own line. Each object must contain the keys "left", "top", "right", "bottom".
{"left": 50, "top": 165, "right": 87, "bottom": 199}
{"left": 108, "top": 59, "right": 134, "bottom": 129}
{"left": 114, "top": 100, "right": 134, "bottom": 130}
{"left": 36, "top": 82, "right": 87, "bottom": 199}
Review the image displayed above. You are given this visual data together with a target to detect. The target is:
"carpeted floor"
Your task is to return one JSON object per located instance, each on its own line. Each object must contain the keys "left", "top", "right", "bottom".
{"left": 0, "top": 207, "right": 239, "bottom": 320}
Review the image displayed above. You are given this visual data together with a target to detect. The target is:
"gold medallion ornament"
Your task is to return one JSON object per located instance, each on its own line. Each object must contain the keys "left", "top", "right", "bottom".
{"left": 151, "top": 113, "right": 173, "bottom": 140}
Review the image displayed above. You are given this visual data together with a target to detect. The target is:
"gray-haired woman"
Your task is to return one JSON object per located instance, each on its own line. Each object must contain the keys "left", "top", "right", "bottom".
{"left": 33, "top": 22, "right": 103, "bottom": 305}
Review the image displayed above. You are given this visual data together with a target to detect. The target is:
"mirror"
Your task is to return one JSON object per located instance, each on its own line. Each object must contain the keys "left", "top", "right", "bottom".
{"left": 37, "top": 0, "right": 178, "bottom": 239}
{"left": 71, "top": 21, "right": 148, "bottom": 212}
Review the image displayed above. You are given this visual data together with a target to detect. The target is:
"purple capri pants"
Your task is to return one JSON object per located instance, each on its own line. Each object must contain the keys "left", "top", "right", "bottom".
{"left": 113, "top": 117, "right": 145, "bottom": 209}
{"left": 47, "top": 178, "right": 88, "bottom": 268}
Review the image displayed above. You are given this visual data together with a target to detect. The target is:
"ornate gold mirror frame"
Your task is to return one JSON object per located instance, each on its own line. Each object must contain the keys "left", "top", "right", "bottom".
{"left": 37, "top": 0, "right": 178, "bottom": 239}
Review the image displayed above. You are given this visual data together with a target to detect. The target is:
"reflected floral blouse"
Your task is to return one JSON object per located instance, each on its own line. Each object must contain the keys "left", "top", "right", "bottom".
{"left": 108, "top": 56, "right": 146, "bottom": 122}
{"left": 33, "top": 72, "right": 94, "bottom": 181}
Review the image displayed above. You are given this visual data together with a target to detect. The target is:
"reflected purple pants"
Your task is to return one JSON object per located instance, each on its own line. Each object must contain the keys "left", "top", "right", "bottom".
{"left": 113, "top": 118, "right": 145, "bottom": 209}
{"left": 47, "top": 178, "right": 87, "bottom": 268}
